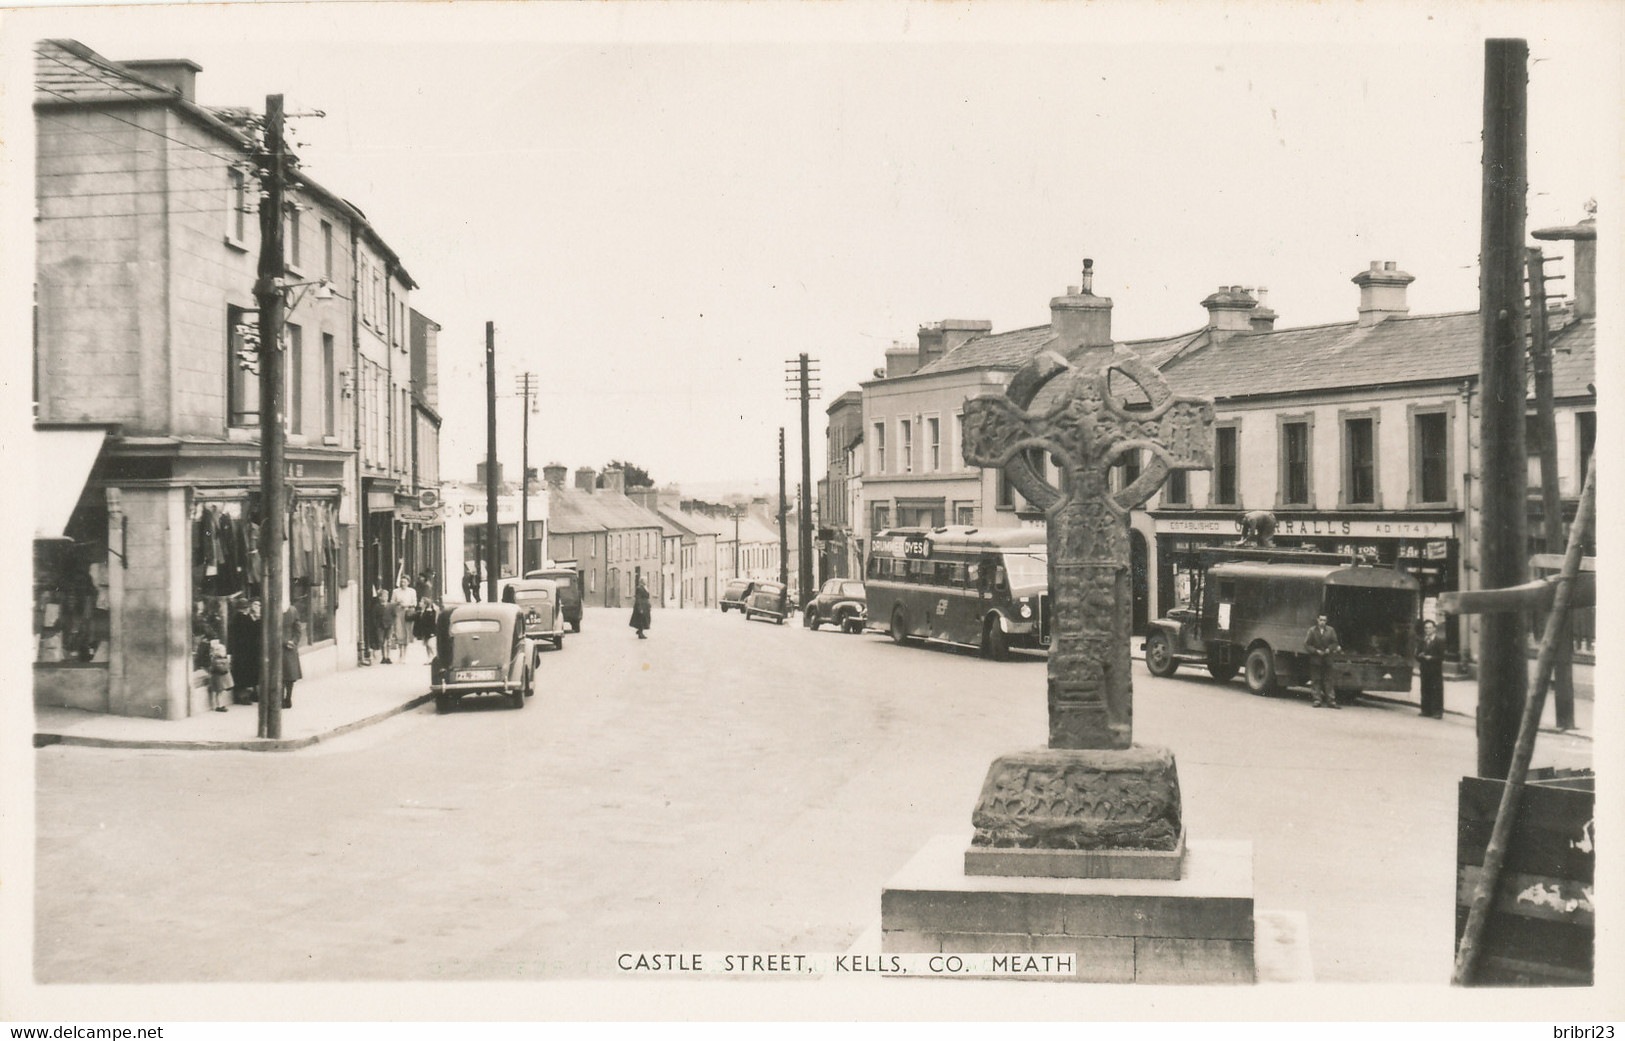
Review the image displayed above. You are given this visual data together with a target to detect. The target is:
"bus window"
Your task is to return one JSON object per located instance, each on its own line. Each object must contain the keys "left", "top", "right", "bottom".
{"left": 867, "top": 556, "right": 880, "bottom": 579}
{"left": 966, "top": 563, "right": 980, "bottom": 588}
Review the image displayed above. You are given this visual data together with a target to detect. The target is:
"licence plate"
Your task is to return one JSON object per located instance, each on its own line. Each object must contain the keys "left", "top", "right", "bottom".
{"left": 454, "top": 668, "right": 499, "bottom": 682}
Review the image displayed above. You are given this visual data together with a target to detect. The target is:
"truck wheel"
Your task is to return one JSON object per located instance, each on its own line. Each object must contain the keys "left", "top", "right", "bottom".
{"left": 890, "top": 608, "right": 910, "bottom": 645}
{"left": 1244, "top": 645, "right": 1278, "bottom": 695}
{"left": 981, "top": 618, "right": 1009, "bottom": 661}
{"left": 1206, "top": 651, "right": 1239, "bottom": 683}
{"left": 1144, "top": 631, "right": 1178, "bottom": 677}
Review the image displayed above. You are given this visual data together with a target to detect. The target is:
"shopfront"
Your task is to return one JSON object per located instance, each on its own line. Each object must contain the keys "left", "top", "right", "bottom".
{"left": 1152, "top": 511, "right": 1463, "bottom": 657}
{"left": 32, "top": 426, "right": 114, "bottom": 712}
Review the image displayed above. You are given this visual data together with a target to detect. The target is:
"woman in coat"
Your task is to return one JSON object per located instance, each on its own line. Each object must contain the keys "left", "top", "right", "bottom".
{"left": 629, "top": 580, "right": 652, "bottom": 639}
{"left": 281, "top": 605, "right": 303, "bottom": 709}
{"left": 227, "top": 597, "right": 262, "bottom": 704}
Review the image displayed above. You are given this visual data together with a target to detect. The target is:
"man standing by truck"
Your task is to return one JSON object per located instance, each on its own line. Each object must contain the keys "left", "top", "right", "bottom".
{"left": 1305, "top": 613, "right": 1342, "bottom": 709}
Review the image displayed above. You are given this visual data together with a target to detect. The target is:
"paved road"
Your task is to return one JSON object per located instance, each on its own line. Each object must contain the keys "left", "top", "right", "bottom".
{"left": 35, "top": 606, "right": 1591, "bottom": 984}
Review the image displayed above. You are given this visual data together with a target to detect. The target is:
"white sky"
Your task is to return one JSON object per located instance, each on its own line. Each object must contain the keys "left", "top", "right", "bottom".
{"left": 3, "top": 1, "right": 1620, "bottom": 492}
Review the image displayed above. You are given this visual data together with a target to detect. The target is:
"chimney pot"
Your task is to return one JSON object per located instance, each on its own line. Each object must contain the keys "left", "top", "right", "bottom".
{"left": 1351, "top": 261, "right": 1415, "bottom": 325}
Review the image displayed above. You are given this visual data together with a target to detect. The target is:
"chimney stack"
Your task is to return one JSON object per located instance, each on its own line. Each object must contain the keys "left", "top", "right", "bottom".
{"left": 1200, "top": 284, "right": 1258, "bottom": 338}
{"left": 543, "top": 463, "right": 568, "bottom": 489}
{"left": 1049, "top": 258, "right": 1113, "bottom": 349}
{"left": 1532, "top": 203, "right": 1597, "bottom": 319}
{"left": 574, "top": 467, "right": 596, "bottom": 493}
{"left": 121, "top": 58, "right": 202, "bottom": 102}
{"left": 884, "top": 341, "right": 921, "bottom": 379}
{"left": 1248, "top": 287, "right": 1277, "bottom": 332}
{"left": 1351, "top": 261, "right": 1414, "bottom": 326}
{"left": 601, "top": 467, "right": 626, "bottom": 496}
{"left": 917, "top": 319, "right": 992, "bottom": 369}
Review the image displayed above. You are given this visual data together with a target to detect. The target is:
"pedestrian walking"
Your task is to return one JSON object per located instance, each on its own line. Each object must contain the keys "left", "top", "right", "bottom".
{"left": 227, "top": 596, "right": 261, "bottom": 704}
{"left": 392, "top": 576, "right": 419, "bottom": 661}
{"left": 630, "top": 579, "right": 652, "bottom": 639}
{"left": 462, "top": 561, "right": 481, "bottom": 602}
{"left": 205, "top": 623, "right": 233, "bottom": 712}
{"left": 1417, "top": 619, "right": 1445, "bottom": 718}
{"left": 371, "top": 581, "right": 395, "bottom": 663}
{"left": 414, "top": 568, "right": 435, "bottom": 605}
{"left": 414, "top": 595, "right": 439, "bottom": 660}
{"left": 281, "top": 605, "right": 303, "bottom": 709}
{"left": 1305, "top": 613, "right": 1342, "bottom": 709}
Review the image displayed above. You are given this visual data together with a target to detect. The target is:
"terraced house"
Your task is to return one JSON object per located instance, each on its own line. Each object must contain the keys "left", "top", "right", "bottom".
{"left": 31, "top": 39, "right": 438, "bottom": 718}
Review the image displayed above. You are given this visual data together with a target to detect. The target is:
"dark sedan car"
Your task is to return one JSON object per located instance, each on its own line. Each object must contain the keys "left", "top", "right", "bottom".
{"left": 804, "top": 578, "right": 867, "bottom": 633}
{"left": 743, "top": 581, "right": 789, "bottom": 624}
{"left": 720, "top": 578, "right": 757, "bottom": 613}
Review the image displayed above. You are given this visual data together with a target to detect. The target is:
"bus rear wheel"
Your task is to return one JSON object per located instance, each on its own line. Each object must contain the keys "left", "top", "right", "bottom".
{"left": 1244, "top": 645, "right": 1278, "bottom": 695}
{"left": 890, "top": 608, "right": 910, "bottom": 645}
{"left": 1144, "top": 631, "right": 1178, "bottom": 677}
{"left": 981, "top": 618, "right": 1009, "bottom": 661}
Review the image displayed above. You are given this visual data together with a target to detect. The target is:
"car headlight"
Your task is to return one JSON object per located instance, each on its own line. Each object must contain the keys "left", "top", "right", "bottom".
{"left": 1019, "top": 602, "right": 1033, "bottom": 619}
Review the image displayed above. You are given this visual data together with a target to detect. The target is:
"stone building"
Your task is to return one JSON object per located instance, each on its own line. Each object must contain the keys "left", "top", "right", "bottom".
{"left": 31, "top": 39, "right": 434, "bottom": 717}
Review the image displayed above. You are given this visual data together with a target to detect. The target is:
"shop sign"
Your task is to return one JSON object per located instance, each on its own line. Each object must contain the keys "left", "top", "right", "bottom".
{"left": 243, "top": 459, "right": 306, "bottom": 479}
{"left": 1275, "top": 517, "right": 1455, "bottom": 539}
{"left": 1425, "top": 540, "right": 1450, "bottom": 560}
{"left": 1155, "top": 517, "right": 1232, "bottom": 534}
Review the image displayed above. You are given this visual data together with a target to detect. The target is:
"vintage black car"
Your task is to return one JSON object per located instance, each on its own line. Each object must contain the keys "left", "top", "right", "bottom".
{"left": 743, "top": 581, "right": 789, "bottom": 624}
{"left": 720, "top": 578, "right": 757, "bottom": 613}
{"left": 503, "top": 578, "right": 566, "bottom": 661}
{"left": 431, "top": 603, "right": 532, "bottom": 712}
{"left": 525, "top": 563, "right": 583, "bottom": 632}
{"left": 804, "top": 578, "right": 867, "bottom": 633}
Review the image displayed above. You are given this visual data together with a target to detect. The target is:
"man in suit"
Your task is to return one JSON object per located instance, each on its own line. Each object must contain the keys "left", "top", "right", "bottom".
{"left": 1305, "top": 613, "right": 1342, "bottom": 709}
{"left": 1417, "top": 618, "right": 1446, "bottom": 718}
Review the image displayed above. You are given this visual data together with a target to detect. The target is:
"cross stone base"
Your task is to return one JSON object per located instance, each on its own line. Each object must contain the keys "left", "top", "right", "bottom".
{"left": 967, "top": 746, "right": 1184, "bottom": 879}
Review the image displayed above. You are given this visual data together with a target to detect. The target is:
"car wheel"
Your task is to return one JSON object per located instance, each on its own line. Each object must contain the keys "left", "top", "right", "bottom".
{"left": 981, "top": 618, "right": 1009, "bottom": 661}
{"left": 435, "top": 693, "right": 452, "bottom": 714}
{"left": 1335, "top": 687, "right": 1361, "bottom": 706}
{"left": 1206, "top": 650, "right": 1239, "bottom": 683}
{"left": 806, "top": 608, "right": 819, "bottom": 630}
{"left": 1144, "top": 631, "right": 1178, "bottom": 677}
{"left": 1244, "top": 645, "right": 1278, "bottom": 696}
{"left": 555, "top": 634, "right": 565, "bottom": 650}
{"left": 890, "top": 608, "right": 909, "bottom": 645}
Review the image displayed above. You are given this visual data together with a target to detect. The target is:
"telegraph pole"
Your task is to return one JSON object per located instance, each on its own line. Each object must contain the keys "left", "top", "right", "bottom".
{"left": 1525, "top": 247, "right": 1575, "bottom": 730}
{"left": 785, "top": 353, "right": 820, "bottom": 607}
{"left": 516, "top": 372, "right": 539, "bottom": 574}
{"left": 485, "top": 322, "right": 500, "bottom": 602}
{"left": 1476, "top": 39, "right": 1529, "bottom": 779}
{"left": 778, "top": 428, "right": 789, "bottom": 613}
{"left": 253, "top": 94, "right": 288, "bottom": 740}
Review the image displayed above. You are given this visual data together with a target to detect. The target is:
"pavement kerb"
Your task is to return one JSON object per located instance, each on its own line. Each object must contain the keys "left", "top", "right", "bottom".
{"left": 34, "top": 693, "right": 435, "bottom": 753}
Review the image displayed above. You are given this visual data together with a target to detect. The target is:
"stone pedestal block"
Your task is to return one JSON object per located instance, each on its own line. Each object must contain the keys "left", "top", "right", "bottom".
{"left": 970, "top": 745, "right": 1182, "bottom": 853}
{"left": 882, "top": 834, "right": 1256, "bottom": 985}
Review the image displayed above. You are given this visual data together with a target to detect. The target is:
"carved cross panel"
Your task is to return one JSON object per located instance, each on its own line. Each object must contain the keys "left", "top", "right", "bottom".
{"left": 963, "top": 348, "right": 1215, "bottom": 750}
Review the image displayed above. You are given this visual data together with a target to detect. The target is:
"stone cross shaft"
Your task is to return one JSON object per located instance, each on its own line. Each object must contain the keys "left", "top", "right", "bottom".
{"left": 963, "top": 349, "right": 1214, "bottom": 750}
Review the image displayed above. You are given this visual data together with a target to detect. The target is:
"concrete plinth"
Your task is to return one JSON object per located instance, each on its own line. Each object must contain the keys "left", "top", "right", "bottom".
{"left": 882, "top": 833, "right": 1256, "bottom": 984}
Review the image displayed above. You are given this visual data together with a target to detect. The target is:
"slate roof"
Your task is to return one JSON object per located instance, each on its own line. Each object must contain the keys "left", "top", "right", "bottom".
{"left": 547, "top": 487, "right": 665, "bottom": 534}
{"left": 911, "top": 324, "right": 1055, "bottom": 376}
{"left": 1159, "top": 309, "right": 1597, "bottom": 403}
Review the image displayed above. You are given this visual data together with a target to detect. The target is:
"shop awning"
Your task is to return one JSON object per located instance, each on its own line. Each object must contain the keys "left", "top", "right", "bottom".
{"left": 34, "top": 428, "right": 106, "bottom": 539}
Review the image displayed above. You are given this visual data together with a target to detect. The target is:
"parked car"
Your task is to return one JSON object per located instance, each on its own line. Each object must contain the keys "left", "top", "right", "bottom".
{"left": 503, "top": 578, "right": 566, "bottom": 663}
{"left": 525, "top": 563, "right": 583, "bottom": 632}
{"left": 431, "top": 602, "right": 532, "bottom": 712}
{"left": 744, "top": 581, "right": 789, "bottom": 624}
{"left": 805, "top": 578, "right": 867, "bottom": 633}
{"left": 720, "top": 578, "right": 757, "bottom": 613}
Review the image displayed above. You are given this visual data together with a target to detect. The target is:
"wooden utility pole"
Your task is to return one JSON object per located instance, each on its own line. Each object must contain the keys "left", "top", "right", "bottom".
{"left": 1525, "top": 247, "right": 1575, "bottom": 730}
{"left": 485, "top": 322, "right": 500, "bottom": 602}
{"left": 778, "top": 427, "right": 789, "bottom": 613}
{"left": 516, "top": 372, "right": 539, "bottom": 575}
{"left": 253, "top": 94, "right": 288, "bottom": 740}
{"left": 785, "top": 354, "right": 820, "bottom": 608}
{"left": 1476, "top": 39, "right": 1529, "bottom": 780}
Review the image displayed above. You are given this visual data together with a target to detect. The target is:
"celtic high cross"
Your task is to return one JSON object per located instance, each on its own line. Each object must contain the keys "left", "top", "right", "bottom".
{"left": 964, "top": 348, "right": 1215, "bottom": 750}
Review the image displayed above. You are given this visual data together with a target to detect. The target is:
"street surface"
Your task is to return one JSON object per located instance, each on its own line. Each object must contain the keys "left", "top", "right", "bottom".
{"left": 36, "top": 606, "right": 1591, "bottom": 984}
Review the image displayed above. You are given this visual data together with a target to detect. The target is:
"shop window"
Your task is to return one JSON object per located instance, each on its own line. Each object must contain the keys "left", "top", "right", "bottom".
{"left": 34, "top": 507, "right": 111, "bottom": 664}
{"left": 1280, "top": 418, "right": 1312, "bottom": 506}
{"left": 871, "top": 502, "right": 891, "bottom": 533}
{"left": 1342, "top": 412, "right": 1379, "bottom": 506}
{"left": 1213, "top": 425, "right": 1239, "bottom": 505}
{"left": 228, "top": 304, "right": 259, "bottom": 428}
{"left": 1412, "top": 409, "right": 1450, "bottom": 505}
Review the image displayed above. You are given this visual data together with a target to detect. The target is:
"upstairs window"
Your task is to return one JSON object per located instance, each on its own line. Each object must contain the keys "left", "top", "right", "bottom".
{"left": 1213, "top": 425, "right": 1239, "bottom": 505}
{"left": 1281, "top": 420, "right": 1311, "bottom": 505}
{"left": 926, "top": 416, "right": 940, "bottom": 472}
{"left": 226, "top": 167, "right": 247, "bottom": 245}
{"left": 227, "top": 304, "right": 259, "bottom": 427}
{"left": 1413, "top": 411, "right": 1449, "bottom": 505}
{"left": 1344, "top": 415, "right": 1377, "bottom": 505}
{"left": 900, "top": 419, "right": 913, "bottom": 473}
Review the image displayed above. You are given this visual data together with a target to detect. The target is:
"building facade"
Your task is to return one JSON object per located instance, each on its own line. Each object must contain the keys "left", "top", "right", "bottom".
{"left": 31, "top": 40, "right": 434, "bottom": 717}
{"left": 542, "top": 467, "right": 664, "bottom": 608}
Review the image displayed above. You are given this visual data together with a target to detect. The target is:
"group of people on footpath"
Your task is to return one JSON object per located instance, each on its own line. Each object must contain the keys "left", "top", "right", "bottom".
{"left": 204, "top": 595, "right": 303, "bottom": 713}
{"left": 369, "top": 569, "right": 440, "bottom": 665}
{"left": 1303, "top": 613, "right": 1447, "bottom": 717}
